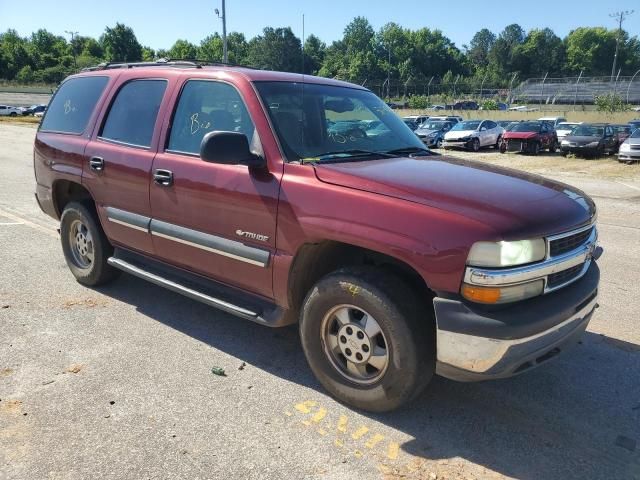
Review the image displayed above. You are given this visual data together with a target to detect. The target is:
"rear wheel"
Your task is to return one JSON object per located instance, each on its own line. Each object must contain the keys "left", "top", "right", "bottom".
{"left": 499, "top": 143, "right": 507, "bottom": 154}
{"left": 300, "top": 267, "right": 434, "bottom": 412}
{"left": 60, "top": 202, "right": 120, "bottom": 286}
{"left": 9, "top": 112, "right": 17, "bottom": 117}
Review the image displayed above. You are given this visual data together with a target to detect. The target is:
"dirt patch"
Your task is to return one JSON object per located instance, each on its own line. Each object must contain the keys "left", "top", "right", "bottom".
{"left": 0, "top": 399, "right": 23, "bottom": 415}
{"left": 0, "top": 368, "right": 14, "bottom": 377}
{"left": 65, "top": 364, "right": 84, "bottom": 374}
{"left": 62, "top": 298, "right": 108, "bottom": 309}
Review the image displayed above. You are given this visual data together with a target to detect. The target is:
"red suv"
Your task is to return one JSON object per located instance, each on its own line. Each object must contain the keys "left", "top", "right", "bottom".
{"left": 500, "top": 121, "right": 558, "bottom": 154}
{"left": 34, "top": 61, "right": 602, "bottom": 412}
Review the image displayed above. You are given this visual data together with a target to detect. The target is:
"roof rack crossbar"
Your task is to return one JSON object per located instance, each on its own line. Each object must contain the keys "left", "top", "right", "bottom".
{"left": 81, "top": 58, "right": 258, "bottom": 72}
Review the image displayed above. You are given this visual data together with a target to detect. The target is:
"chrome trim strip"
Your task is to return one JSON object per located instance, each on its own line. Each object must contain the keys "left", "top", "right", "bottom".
{"left": 546, "top": 223, "right": 594, "bottom": 242}
{"left": 108, "top": 218, "right": 149, "bottom": 233}
{"left": 464, "top": 227, "right": 597, "bottom": 290}
{"left": 151, "top": 230, "right": 267, "bottom": 268}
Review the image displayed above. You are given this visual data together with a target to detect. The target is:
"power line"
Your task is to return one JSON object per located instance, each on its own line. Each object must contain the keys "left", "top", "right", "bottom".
{"left": 609, "top": 10, "right": 634, "bottom": 81}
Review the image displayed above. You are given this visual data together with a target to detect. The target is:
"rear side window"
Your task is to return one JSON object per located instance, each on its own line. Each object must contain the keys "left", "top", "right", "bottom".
{"left": 40, "top": 76, "right": 108, "bottom": 134}
{"left": 168, "top": 80, "right": 255, "bottom": 155}
{"left": 100, "top": 79, "right": 167, "bottom": 148}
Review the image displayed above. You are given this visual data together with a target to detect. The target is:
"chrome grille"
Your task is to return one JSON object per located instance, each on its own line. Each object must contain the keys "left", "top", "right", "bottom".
{"left": 549, "top": 227, "right": 593, "bottom": 257}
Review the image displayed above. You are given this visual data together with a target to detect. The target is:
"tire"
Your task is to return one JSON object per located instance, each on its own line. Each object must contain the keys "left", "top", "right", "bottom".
{"left": 435, "top": 138, "right": 443, "bottom": 149}
{"left": 531, "top": 142, "right": 540, "bottom": 155}
{"left": 561, "top": 151, "right": 568, "bottom": 158}
{"left": 299, "top": 266, "right": 435, "bottom": 412}
{"left": 471, "top": 138, "right": 480, "bottom": 152}
{"left": 499, "top": 142, "right": 507, "bottom": 154}
{"left": 495, "top": 136, "right": 502, "bottom": 149}
{"left": 60, "top": 201, "right": 120, "bottom": 286}
{"left": 596, "top": 144, "right": 605, "bottom": 158}
{"left": 549, "top": 141, "right": 557, "bottom": 153}
{"left": 9, "top": 112, "right": 17, "bottom": 117}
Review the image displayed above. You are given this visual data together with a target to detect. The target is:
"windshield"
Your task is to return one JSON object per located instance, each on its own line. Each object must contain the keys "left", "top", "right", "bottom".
{"left": 419, "top": 121, "right": 449, "bottom": 130}
{"left": 508, "top": 121, "right": 541, "bottom": 132}
{"left": 631, "top": 129, "right": 640, "bottom": 138}
{"left": 254, "top": 82, "right": 424, "bottom": 162}
{"left": 571, "top": 126, "right": 604, "bottom": 137}
{"left": 557, "top": 123, "right": 577, "bottom": 130}
{"left": 451, "top": 121, "right": 480, "bottom": 131}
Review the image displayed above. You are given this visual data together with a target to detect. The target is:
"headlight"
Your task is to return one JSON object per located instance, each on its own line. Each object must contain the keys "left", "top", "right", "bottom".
{"left": 586, "top": 141, "right": 600, "bottom": 148}
{"left": 620, "top": 143, "right": 630, "bottom": 151}
{"left": 461, "top": 280, "right": 544, "bottom": 304}
{"left": 467, "top": 239, "right": 546, "bottom": 267}
{"left": 427, "top": 132, "right": 437, "bottom": 137}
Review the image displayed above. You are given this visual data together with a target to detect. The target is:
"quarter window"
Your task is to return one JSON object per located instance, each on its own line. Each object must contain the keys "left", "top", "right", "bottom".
{"left": 40, "top": 76, "right": 109, "bottom": 134}
{"left": 100, "top": 79, "right": 167, "bottom": 148}
{"left": 168, "top": 80, "right": 255, "bottom": 155}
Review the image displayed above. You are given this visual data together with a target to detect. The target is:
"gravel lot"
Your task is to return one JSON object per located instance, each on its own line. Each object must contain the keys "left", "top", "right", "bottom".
{"left": 1, "top": 124, "right": 639, "bottom": 480}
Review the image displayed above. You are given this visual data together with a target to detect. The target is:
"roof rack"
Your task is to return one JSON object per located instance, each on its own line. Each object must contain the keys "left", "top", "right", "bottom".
{"left": 81, "top": 58, "right": 257, "bottom": 72}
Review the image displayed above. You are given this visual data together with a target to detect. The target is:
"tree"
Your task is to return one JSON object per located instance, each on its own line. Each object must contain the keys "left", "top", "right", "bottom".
{"left": 303, "top": 34, "right": 325, "bottom": 75}
{"left": 564, "top": 27, "right": 640, "bottom": 76}
{"left": 512, "top": 28, "right": 565, "bottom": 76}
{"left": 199, "top": 32, "right": 248, "bottom": 64}
{"left": 246, "top": 27, "right": 302, "bottom": 72}
{"left": 488, "top": 24, "right": 525, "bottom": 75}
{"left": 0, "top": 29, "right": 31, "bottom": 79}
{"left": 100, "top": 23, "right": 142, "bottom": 62}
{"left": 168, "top": 39, "right": 198, "bottom": 59}
{"left": 467, "top": 29, "right": 496, "bottom": 68}
{"left": 141, "top": 46, "right": 156, "bottom": 61}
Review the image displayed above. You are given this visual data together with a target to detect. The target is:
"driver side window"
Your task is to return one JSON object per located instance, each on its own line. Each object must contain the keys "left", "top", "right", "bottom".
{"left": 167, "top": 80, "right": 255, "bottom": 155}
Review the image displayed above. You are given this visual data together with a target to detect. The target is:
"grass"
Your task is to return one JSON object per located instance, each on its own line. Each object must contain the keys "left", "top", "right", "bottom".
{"left": 397, "top": 108, "right": 639, "bottom": 124}
{"left": 0, "top": 116, "right": 41, "bottom": 125}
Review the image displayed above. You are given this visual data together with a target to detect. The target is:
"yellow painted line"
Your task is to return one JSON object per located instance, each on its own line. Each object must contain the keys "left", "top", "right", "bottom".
{"left": 317, "top": 428, "right": 327, "bottom": 436}
{"left": 354, "top": 450, "right": 363, "bottom": 458}
{"left": 284, "top": 411, "right": 292, "bottom": 417}
{"left": 301, "top": 420, "right": 312, "bottom": 426}
{"left": 334, "top": 439, "right": 344, "bottom": 448}
{"left": 365, "top": 433, "right": 385, "bottom": 449}
{"left": 294, "top": 401, "right": 317, "bottom": 414}
{"left": 337, "top": 415, "right": 348, "bottom": 433}
{"left": 311, "top": 407, "right": 327, "bottom": 423}
{"left": 0, "top": 208, "right": 57, "bottom": 238}
{"left": 351, "top": 426, "right": 369, "bottom": 440}
{"left": 387, "top": 442, "right": 400, "bottom": 460}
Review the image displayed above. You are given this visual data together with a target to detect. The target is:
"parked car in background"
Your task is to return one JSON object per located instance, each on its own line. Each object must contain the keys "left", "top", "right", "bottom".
{"left": 560, "top": 124, "right": 619, "bottom": 157}
{"left": 23, "top": 104, "right": 47, "bottom": 116}
{"left": 34, "top": 110, "right": 46, "bottom": 118}
{"left": 0, "top": 105, "right": 22, "bottom": 116}
{"left": 430, "top": 104, "right": 446, "bottom": 111}
{"left": 628, "top": 120, "right": 640, "bottom": 132}
{"left": 556, "top": 122, "right": 581, "bottom": 143}
{"left": 612, "top": 124, "right": 632, "bottom": 144}
{"left": 403, "top": 119, "right": 418, "bottom": 131}
{"left": 429, "top": 115, "right": 463, "bottom": 124}
{"left": 538, "top": 116, "right": 567, "bottom": 128}
{"left": 403, "top": 115, "right": 429, "bottom": 126}
{"left": 415, "top": 120, "right": 454, "bottom": 149}
{"left": 453, "top": 100, "right": 479, "bottom": 110}
{"left": 496, "top": 120, "right": 520, "bottom": 130}
{"left": 499, "top": 121, "right": 557, "bottom": 155}
{"left": 618, "top": 128, "right": 640, "bottom": 163}
{"left": 443, "top": 119, "right": 503, "bottom": 151}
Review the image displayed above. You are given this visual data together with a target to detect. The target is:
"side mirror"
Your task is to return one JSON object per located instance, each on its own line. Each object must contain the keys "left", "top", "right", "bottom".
{"left": 200, "top": 131, "right": 265, "bottom": 169}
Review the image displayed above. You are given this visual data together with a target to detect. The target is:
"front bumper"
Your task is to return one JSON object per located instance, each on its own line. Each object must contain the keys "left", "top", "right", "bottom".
{"left": 443, "top": 139, "right": 472, "bottom": 149}
{"left": 434, "top": 262, "right": 599, "bottom": 381}
{"left": 561, "top": 145, "right": 599, "bottom": 155}
{"left": 419, "top": 136, "right": 439, "bottom": 147}
{"left": 617, "top": 150, "right": 640, "bottom": 161}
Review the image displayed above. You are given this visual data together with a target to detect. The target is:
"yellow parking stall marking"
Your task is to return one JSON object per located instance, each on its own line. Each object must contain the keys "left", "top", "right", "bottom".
{"left": 365, "top": 433, "right": 385, "bottom": 449}
{"left": 334, "top": 439, "right": 344, "bottom": 448}
{"left": 311, "top": 407, "right": 327, "bottom": 423}
{"left": 302, "top": 420, "right": 312, "bottom": 426}
{"left": 387, "top": 442, "right": 400, "bottom": 460}
{"left": 337, "top": 415, "right": 348, "bottom": 433}
{"left": 317, "top": 428, "right": 327, "bottom": 436}
{"left": 294, "top": 401, "right": 317, "bottom": 414}
{"left": 354, "top": 450, "right": 363, "bottom": 458}
{"left": 284, "top": 411, "right": 293, "bottom": 417}
{"left": 351, "top": 426, "right": 369, "bottom": 440}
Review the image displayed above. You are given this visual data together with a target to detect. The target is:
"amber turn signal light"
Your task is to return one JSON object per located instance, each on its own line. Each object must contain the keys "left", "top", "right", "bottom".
{"left": 461, "top": 284, "right": 502, "bottom": 304}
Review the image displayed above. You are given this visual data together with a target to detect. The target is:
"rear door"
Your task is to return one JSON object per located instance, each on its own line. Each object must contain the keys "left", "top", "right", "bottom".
{"left": 83, "top": 76, "right": 171, "bottom": 256}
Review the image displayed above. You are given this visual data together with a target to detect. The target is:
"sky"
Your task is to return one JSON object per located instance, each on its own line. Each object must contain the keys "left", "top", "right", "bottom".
{"left": 1, "top": 0, "right": 639, "bottom": 51}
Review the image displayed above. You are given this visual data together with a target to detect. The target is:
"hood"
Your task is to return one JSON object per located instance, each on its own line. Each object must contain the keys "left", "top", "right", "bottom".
{"left": 564, "top": 135, "right": 602, "bottom": 144}
{"left": 503, "top": 131, "right": 538, "bottom": 140}
{"left": 313, "top": 156, "right": 595, "bottom": 239}
{"left": 416, "top": 129, "right": 440, "bottom": 137}
{"left": 445, "top": 130, "right": 476, "bottom": 140}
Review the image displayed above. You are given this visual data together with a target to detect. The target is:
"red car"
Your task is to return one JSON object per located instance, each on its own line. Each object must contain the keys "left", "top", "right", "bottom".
{"left": 34, "top": 62, "right": 601, "bottom": 412}
{"left": 500, "top": 121, "right": 558, "bottom": 154}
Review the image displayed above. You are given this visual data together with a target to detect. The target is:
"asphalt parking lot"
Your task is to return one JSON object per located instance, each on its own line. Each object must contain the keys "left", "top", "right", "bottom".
{"left": 1, "top": 123, "right": 639, "bottom": 480}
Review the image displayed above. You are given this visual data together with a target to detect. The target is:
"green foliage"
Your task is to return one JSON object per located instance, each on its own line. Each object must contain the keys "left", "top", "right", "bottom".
{"left": 407, "top": 95, "right": 430, "bottom": 109}
{"left": 168, "top": 39, "right": 198, "bottom": 60}
{"left": 100, "top": 23, "right": 142, "bottom": 62}
{"left": 595, "top": 93, "right": 627, "bottom": 113}
{"left": 480, "top": 99, "right": 499, "bottom": 110}
{"left": 246, "top": 27, "right": 302, "bottom": 73}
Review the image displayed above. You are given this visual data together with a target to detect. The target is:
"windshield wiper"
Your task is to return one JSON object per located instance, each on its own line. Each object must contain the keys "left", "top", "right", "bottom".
{"left": 300, "top": 149, "right": 396, "bottom": 164}
{"left": 384, "top": 146, "right": 433, "bottom": 157}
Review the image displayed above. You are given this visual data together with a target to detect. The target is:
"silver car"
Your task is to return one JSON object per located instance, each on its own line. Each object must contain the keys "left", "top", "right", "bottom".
{"left": 618, "top": 128, "right": 640, "bottom": 163}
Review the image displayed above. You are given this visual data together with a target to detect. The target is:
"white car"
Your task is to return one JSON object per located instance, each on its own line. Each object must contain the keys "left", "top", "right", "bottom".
{"left": 443, "top": 119, "right": 504, "bottom": 152}
{"left": 0, "top": 105, "right": 22, "bottom": 117}
{"left": 538, "top": 116, "right": 567, "bottom": 128}
{"left": 555, "top": 122, "right": 581, "bottom": 142}
{"left": 403, "top": 115, "right": 429, "bottom": 126}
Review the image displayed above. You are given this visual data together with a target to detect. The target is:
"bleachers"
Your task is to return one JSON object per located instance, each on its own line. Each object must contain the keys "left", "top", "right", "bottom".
{"left": 512, "top": 77, "right": 640, "bottom": 105}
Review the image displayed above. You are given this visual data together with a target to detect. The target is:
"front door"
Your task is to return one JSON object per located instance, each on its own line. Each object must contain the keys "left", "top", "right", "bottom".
{"left": 149, "top": 79, "right": 280, "bottom": 299}
{"left": 83, "top": 78, "right": 170, "bottom": 256}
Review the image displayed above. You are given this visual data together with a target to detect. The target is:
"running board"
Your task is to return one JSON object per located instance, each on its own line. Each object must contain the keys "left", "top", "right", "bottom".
{"left": 107, "top": 249, "right": 293, "bottom": 327}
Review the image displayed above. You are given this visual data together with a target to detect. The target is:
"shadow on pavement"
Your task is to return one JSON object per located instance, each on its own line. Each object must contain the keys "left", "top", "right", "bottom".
{"left": 99, "top": 274, "right": 640, "bottom": 480}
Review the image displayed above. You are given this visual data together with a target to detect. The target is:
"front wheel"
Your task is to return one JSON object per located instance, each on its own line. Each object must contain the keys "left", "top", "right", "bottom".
{"left": 495, "top": 136, "right": 502, "bottom": 149}
{"left": 471, "top": 138, "right": 480, "bottom": 152}
{"left": 300, "top": 267, "right": 434, "bottom": 412}
{"left": 435, "top": 138, "right": 443, "bottom": 149}
{"left": 549, "top": 141, "right": 557, "bottom": 153}
{"left": 60, "top": 202, "right": 120, "bottom": 286}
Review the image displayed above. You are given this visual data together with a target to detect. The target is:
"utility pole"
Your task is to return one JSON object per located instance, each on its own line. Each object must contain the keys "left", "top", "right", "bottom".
{"left": 610, "top": 10, "right": 634, "bottom": 81}
{"left": 215, "top": 0, "right": 228, "bottom": 63}
{"left": 65, "top": 30, "right": 79, "bottom": 70}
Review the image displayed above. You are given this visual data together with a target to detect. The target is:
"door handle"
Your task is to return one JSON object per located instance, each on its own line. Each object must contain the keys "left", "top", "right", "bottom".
{"left": 89, "top": 156, "right": 104, "bottom": 172}
{"left": 153, "top": 169, "right": 173, "bottom": 187}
